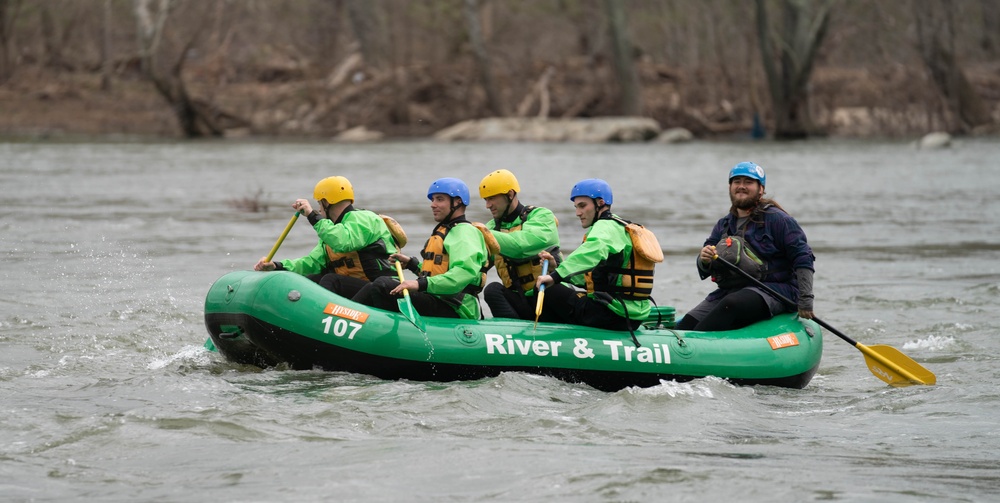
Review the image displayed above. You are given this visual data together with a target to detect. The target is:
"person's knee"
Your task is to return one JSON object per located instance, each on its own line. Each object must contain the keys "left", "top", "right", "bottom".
{"left": 371, "top": 276, "right": 398, "bottom": 293}
{"left": 675, "top": 315, "right": 698, "bottom": 330}
{"left": 354, "top": 276, "right": 393, "bottom": 301}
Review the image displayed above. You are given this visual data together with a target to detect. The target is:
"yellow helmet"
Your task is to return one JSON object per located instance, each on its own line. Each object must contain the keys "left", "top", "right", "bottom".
{"left": 313, "top": 176, "right": 354, "bottom": 204}
{"left": 478, "top": 169, "right": 520, "bottom": 199}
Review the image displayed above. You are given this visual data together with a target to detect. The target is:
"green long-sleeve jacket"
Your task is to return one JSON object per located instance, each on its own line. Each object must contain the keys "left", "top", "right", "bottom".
{"left": 549, "top": 212, "right": 651, "bottom": 321}
{"left": 411, "top": 219, "right": 488, "bottom": 320}
{"left": 486, "top": 204, "right": 561, "bottom": 294}
{"left": 280, "top": 207, "right": 398, "bottom": 277}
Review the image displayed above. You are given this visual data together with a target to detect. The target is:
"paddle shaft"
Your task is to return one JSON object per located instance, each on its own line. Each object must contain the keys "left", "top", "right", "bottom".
{"left": 532, "top": 259, "right": 550, "bottom": 330}
{"left": 535, "top": 259, "right": 549, "bottom": 318}
{"left": 394, "top": 260, "right": 413, "bottom": 302}
{"left": 712, "top": 256, "right": 861, "bottom": 347}
{"left": 266, "top": 211, "right": 301, "bottom": 262}
{"left": 713, "top": 255, "right": 934, "bottom": 385}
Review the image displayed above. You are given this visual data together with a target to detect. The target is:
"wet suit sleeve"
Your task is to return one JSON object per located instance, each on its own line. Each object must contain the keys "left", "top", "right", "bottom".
{"left": 423, "top": 224, "right": 487, "bottom": 295}
{"left": 551, "top": 220, "right": 625, "bottom": 288}
{"left": 491, "top": 207, "right": 561, "bottom": 258}
{"left": 279, "top": 242, "right": 328, "bottom": 276}
{"left": 314, "top": 211, "right": 396, "bottom": 255}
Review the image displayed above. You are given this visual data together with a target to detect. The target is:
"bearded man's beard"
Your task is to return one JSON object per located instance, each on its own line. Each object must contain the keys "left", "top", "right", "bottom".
{"left": 730, "top": 191, "right": 761, "bottom": 210}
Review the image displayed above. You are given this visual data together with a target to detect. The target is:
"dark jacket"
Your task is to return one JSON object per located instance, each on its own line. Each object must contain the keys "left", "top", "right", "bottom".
{"left": 698, "top": 205, "right": 814, "bottom": 303}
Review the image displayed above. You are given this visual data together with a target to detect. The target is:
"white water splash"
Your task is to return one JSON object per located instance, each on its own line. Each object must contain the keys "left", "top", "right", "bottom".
{"left": 903, "top": 334, "right": 955, "bottom": 351}
{"left": 628, "top": 377, "right": 729, "bottom": 398}
{"left": 147, "top": 345, "right": 213, "bottom": 370}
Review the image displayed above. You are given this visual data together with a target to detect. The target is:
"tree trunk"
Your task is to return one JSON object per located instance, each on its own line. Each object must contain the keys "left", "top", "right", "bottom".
{"left": 755, "top": 0, "right": 832, "bottom": 139}
{"left": 604, "top": 0, "right": 641, "bottom": 116}
{"left": 134, "top": 0, "right": 221, "bottom": 138}
{"left": 101, "top": 0, "right": 112, "bottom": 91}
{"left": 345, "top": 0, "right": 386, "bottom": 69}
{"left": 464, "top": 0, "right": 504, "bottom": 116}
{"left": 980, "top": 0, "right": 1000, "bottom": 54}
{"left": 914, "top": 0, "right": 992, "bottom": 133}
{"left": 0, "top": 0, "right": 24, "bottom": 83}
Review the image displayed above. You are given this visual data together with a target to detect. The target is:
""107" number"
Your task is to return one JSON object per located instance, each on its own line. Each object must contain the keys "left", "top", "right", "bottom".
{"left": 321, "top": 316, "right": 363, "bottom": 339}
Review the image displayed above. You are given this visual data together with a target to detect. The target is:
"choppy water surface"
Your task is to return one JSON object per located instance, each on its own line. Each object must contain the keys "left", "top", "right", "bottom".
{"left": 2, "top": 138, "right": 998, "bottom": 501}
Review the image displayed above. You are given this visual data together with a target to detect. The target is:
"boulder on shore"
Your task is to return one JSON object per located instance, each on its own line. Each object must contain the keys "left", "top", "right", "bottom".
{"left": 434, "top": 117, "right": 661, "bottom": 143}
{"left": 656, "top": 127, "right": 694, "bottom": 143}
{"left": 917, "top": 131, "right": 952, "bottom": 149}
{"left": 334, "top": 126, "right": 384, "bottom": 142}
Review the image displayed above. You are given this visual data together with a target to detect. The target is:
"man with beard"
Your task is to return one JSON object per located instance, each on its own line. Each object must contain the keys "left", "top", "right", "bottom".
{"left": 675, "top": 162, "right": 815, "bottom": 331}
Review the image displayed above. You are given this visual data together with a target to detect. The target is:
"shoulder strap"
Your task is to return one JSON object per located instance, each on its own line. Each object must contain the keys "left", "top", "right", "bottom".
{"left": 471, "top": 222, "right": 501, "bottom": 256}
{"left": 379, "top": 214, "right": 408, "bottom": 248}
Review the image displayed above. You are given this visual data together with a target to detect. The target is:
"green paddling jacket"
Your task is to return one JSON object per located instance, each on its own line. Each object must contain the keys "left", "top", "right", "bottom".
{"left": 486, "top": 204, "right": 561, "bottom": 295}
{"left": 549, "top": 212, "right": 652, "bottom": 321}
{"left": 409, "top": 218, "right": 489, "bottom": 320}
{"left": 279, "top": 207, "right": 398, "bottom": 280}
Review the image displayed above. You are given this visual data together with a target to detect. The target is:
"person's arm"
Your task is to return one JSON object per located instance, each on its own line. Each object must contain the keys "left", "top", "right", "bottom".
{"left": 696, "top": 218, "right": 727, "bottom": 280}
{"left": 773, "top": 212, "right": 815, "bottom": 318}
{"left": 278, "top": 242, "right": 327, "bottom": 275}
{"left": 550, "top": 221, "right": 622, "bottom": 287}
{"left": 795, "top": 267, "right": 814, "bottom": 318}
{"left": 314, "top": 211, "right": 384, "bottom": 253}
{"left": 491, "top": 207, "right": 560, "bottom": 258}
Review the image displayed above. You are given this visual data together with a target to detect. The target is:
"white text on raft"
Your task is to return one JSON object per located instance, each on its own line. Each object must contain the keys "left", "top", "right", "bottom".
{"left": 484, "top": 334, "right": 671, "bottom": 364}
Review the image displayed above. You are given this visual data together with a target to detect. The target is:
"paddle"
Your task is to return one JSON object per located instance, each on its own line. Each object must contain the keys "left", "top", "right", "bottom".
{"left": 534, "top": 258, "right": 549, "bottom": 330}
{"left": 713, "top": 255, "right": 935, "bottom": 386}
{"left": 265, "top": 211, "right": 301, "bottom": 262}
{"left": 394, "top": 260, "right": 426, "bottom": 334}
{"left": 204, "top": 211, "right": 302, "bottom": 352}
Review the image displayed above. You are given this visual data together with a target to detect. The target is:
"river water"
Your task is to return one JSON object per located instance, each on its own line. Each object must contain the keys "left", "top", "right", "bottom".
{"left": 2, "top": 137, "right": 998, "bottom": 501}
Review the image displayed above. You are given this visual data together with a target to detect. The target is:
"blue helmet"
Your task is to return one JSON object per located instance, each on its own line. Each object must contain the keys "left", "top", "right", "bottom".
{"left": 427, "top": 177, "right": 470, "bottom": 206}
{"left": 569, "top": 178, "right": 613, "bottom": 206}
{"left": 728, "top": 162, "right": 766, "bottom": 187}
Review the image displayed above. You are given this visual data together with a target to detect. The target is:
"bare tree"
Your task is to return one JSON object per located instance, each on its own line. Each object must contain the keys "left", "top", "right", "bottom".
{"left": 604, "top": 0, "right": 641, "bottom": 116}
{"left": 755, "top": 0, "right": 832, "bottom": 139}
{"left": 101, "top": 0, "right": 112, "bottom": 91}
{"left": 464, "top": 0, "right": 504, "bottom": 116}
{"left": 914, "top": 0, "right": 992, "bottom": 133}
{"left": 0, "top": 0, "right": 23, "bottom": 82}
{"left": 980, "top": 0, "right": 1000, "bottom": 54}
{"left": 346, "top": 0, "right": 387, "bottom": 69}
{"left": 134, "top": 0, "right": 222, "bottom": 137}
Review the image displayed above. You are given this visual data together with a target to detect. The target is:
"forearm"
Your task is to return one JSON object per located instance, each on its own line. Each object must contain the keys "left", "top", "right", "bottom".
{"left": 795, "top": 267, "right": 814, "bottom": 311}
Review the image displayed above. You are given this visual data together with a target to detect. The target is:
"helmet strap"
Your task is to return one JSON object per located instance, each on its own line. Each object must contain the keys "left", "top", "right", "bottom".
{"left": 499, "top": 191, "right": 517, "bottom": 221}
{"left": 444, "top": 198, "right": 463, "bottom": 222}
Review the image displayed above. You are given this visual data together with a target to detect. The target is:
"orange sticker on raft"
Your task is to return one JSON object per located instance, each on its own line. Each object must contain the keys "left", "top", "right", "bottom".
{"left": 767, "top": 332, "right": 799, "bottom": 350}
{"left": 323, "top": 303, "right": 369, "bottom": 323}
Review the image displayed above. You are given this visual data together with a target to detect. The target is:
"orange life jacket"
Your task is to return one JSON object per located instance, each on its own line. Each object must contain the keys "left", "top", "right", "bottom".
{"left": 584, "top": 215, "right": 659, "bottom": 301}
{"left": 419, "top": 217, "right": 488, "bottom": 296}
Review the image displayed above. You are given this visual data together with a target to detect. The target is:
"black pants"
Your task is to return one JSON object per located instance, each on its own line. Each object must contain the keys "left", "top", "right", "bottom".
{"left": 540, "top": 283, "right": 641, "bottom": 331}
{"left": 483, "top": 282, "right": 561, "bottom": 322}
{"left": 675, "top": 288, "right": 770, "bottom": 331}
{"left": 351, "top": 276, "right": 459, "bottom": 318}
{"left": 306, "top": 273, "right": 369, "bottom": 299}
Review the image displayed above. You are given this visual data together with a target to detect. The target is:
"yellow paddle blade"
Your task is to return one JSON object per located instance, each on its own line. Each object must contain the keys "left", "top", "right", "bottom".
{"left": 857, "top": 343, "right": 937, "bottom": 386}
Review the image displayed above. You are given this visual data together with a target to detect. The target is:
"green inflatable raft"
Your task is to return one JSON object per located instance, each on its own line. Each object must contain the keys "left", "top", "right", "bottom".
{"left": 204, "top": 270, "right": 823, "bottom": 391}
